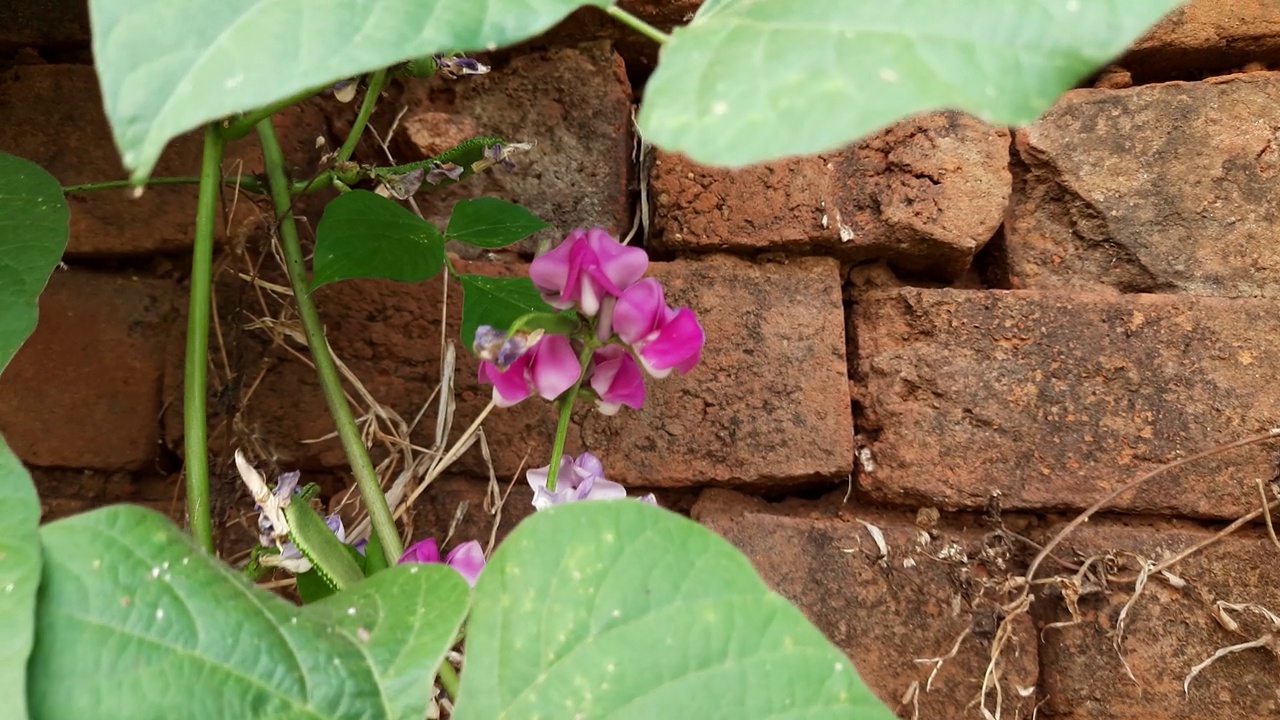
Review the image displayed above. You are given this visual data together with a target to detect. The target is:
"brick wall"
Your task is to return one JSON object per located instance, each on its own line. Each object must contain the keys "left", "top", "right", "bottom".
{"left": 3, "top": 1, "right": 1279, "bottom": 717}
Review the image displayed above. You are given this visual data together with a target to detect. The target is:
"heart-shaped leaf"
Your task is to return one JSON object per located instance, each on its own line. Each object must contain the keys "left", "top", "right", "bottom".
{"left": 458, "top": 274, "right": 560, "bottom": 348}
{"left": 28, "top": 505, "right": 468, "bottom": 720}
{"left": 89, "top": 0, "right": 610, "bottom": 180}
{"left": 0, "top": 153, "right": 70, "bottom": 377}
{"left": 452, "top": 501, "right": 894, "bottom": 719}
{"left": 312, "top": 190, "right": 446, "bottom": 291}
{"left": 446, "top": 197, "right": 551, "bottom": 249}
{"left": 639, "top": 0, "right": 1183, "bottom": 168}
{"left": 0, "top": 437, "right": 41, "bottom": 720}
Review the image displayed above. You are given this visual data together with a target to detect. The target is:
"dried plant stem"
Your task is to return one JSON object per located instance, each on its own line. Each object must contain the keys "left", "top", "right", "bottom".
{"left": 255, "top": 116, "right": 403, "bottom": 565}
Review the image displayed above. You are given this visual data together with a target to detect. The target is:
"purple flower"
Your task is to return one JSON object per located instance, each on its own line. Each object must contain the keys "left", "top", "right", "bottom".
{"left": 256, "top": 470, "right": 302, "bottom": 546}
{"left": 529, "top": 228, "right": 649, "bottom": 316}
{"left": 434, "top": 54, "right": 491, "bottom": 79}
{"left": 474, "top": 325, "right": 544, "bottom": 370}
{"left": 611, "top": 279, "right": 705, "bottom": 379}
{"left": 398, "top": 538, "right": 486, "bottom": 587}
{"left": 589, "top": 345, "right": 646, "bottom": 415}
{"left": 478, "top": 333, "right": 581, "bottom": 407}
{"left": 526, "top": 452, "right": 628, "bottom": 510}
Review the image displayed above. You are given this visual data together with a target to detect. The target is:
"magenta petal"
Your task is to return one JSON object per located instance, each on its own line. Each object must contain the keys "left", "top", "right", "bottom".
{"left": 479, "top": 356, "right": 533, "bottom": 407}
{"left": 638, "top": 308, "right": 705, "bottom": 377}
{"left": 586, "top": 228, "right": 648, "bottom": 291}
{"left": 612, "top": 279, "right": 666, "bottom": 344}
{"left": 529, "top": 334, "right": 581, "bottom": 400}
{"left": 529, "top": 230, "right": 589, "bottom": 309}
{"left": 444, "top": 540, "right": 486, "bottom": 587}
{"left": 590, "top": 346, "right": 646, "bottom": 413}
{"left": 398, "top": 537, "right": 441, "bottom": 565}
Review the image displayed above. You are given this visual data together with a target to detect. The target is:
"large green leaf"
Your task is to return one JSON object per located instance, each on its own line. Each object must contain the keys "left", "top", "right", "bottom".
{"left": 446, "top": 197, "right": 551, "bottom": 249}
{"left": 312, "top": 190, "right": 446, "bottom": 291}
{"left": 639, "top": 0, "right": 1184, "bottom": 167}
{"left": 306, "top": 566, "right": 470, "bottom": 720}
{"left": 89, "top": 0, "right": 610, "bottom": 180}
{"left": 29, "top": 505, "right": 469, "bottom": 720}
{"left": 0, "top": 153, "right": 70, "bottom": 377}
{"left": 452, "top": 501, "right": 894, "bottom": 719}
{"left": 0, "top": 437, "right": 41, "bottom": 720}
{"left": 458, "top": 274, "right": 559, "bottom": 348}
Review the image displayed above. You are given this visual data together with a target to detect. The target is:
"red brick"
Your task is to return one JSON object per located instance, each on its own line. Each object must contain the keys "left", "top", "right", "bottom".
{"left": 854, "top": 288, "right": 1280, "bottom": 519}
{"left": 0, "top": 0, "right": 89, "bottom": 48}
{"left": 0, "top": 64, "right": 331, "bottom": 256}
{"left": 30, "top": 468, "right": 180, "bottom": 522}
{"left": 1123, "top": 0, "right": 1280, "bottom": 78}
{"left": 166, "top": 254, "right": 850, "bottom": 490}
{"left": 692, "top": 489, "right": 1039, "bottom": 719}
{"left": 379, "top": 40, "right": 633, "bottom": 255}
{"left": 1034, "top": 519, "right": 1280, "bottom": 718}
{"left": 650, "top": 112, "right": 1010, "bottom": 278}
{"left": 1004, "top": 72, "right": 1280, "bottom": 297}
{"left": 0, "top": 271, "right": 175, "bottom": 470}
{"left": 582, "top": 254, "right": 853, "bottom": 487}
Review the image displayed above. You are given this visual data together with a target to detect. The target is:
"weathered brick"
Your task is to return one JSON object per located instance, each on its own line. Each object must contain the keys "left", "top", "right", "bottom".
{"left": 583, "top": 254, "right": 853, "bottom": 487}
{"left": 0, "top": 271, "right": 175, "bottom": 470}
{"left": 854, "top": 288, "right": 1280, "bottom": 519}
{"left": 30, "top": 468, "right": 179, "bottom": 522}
{"left": 1004, "top": 72, "right": 1280, "bottom": 298}
{"left": 0, "top": 64, "right": 331, "bottom": 256}
{"left": 379, "top": 40, "right": 633, "bottom": 255}
{"left": 1034, "top": 520, "right": 1280, "bottom": 718}
{"left": 650, "top": 112, "right": 1010, "bottom": 278}
{"left": 166, "top": 254, "right": 849, "bottom": 489}
{"left": 0, "top": 0, "right": 89, "bottom": 49}
{"left": 692, "top": 489, "right": 1039, "bottom": 719}
{"left": 1123, "top": 0, "right": 1280, "bottom": 79}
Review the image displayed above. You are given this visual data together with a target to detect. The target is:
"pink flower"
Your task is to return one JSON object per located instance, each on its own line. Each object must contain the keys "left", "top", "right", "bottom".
{"left": 529, "top": 228, "right": 649, "bottom": 316}
{"left": 398, "top": 538, "right": 485, "bottom": 587}
{"left": 589, "top": 345, "right": 646, "bottom": 415}
{"left": 610, "top": 279, "right": 705, "bottom": 379}
{"left": 478, "top": 333, "right": 580, "bottom": 407}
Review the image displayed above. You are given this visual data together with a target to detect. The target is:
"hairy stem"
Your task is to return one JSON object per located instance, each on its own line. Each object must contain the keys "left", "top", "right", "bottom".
{"left": 183, "top": 125, "right": 226, "bottom": 554}
{"left": 605, "top": 5, "right": 671, "bottom": 44}
{"left": 63, "top": 175, "right": 268, "bottom": 195}
{"left": 336, "top": 69, "right": 388, "bottom": 164}
{"left": 256, "top": 117, "right": 404, "bottom": 566}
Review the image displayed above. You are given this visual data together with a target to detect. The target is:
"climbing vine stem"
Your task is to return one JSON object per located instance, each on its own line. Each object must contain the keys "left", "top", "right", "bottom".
{"left": 255, "top": 116, "right": 404, "bottom": 567}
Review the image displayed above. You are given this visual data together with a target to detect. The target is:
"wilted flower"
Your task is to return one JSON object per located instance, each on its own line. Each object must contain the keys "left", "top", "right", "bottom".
{"left": 527, "top": 452, "right": 630, "bottom": 510}
{"left": 399, "top": 538, "right": 486, "bottom": 587}
{"left": 529, "top": 228, "right": 649, "bottom": 316}
{"left": 330, "top": 78, "right": 358, "bottom": 103}
{"left": 588, "top": 345, "right": 646, "bottom": 415}
{"left": 434, "top": 54, "right": 491, "bottom": 79}
{"left": 474, "top": 325, "right": 545, "bottom": 370}
{"left": 378, "top": 167, "right": 425, "bottom": 199}
{"left": 424, "top": 161, "right": 464, "bottom": 186}
{"left": 610, "top": 278, "right": 705, "bottom": 378}
{"left": 478, "top": 332, "right": 580, "bottom": 407}
{"left": 472, "top": 141, "right": 533, "bottom": 174}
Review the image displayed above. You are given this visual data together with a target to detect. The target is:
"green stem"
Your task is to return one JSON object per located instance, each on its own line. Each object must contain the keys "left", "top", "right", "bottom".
{"left": 545, "top": 344, "right": 596, "bottom": 491}
{"left": 221, "top": 84, "right": 327, "bottom": 140}
{"left": 335, "top": 69, "right": 388, "bottom": 164}
{"left": 63, "top": 175, "right": 268, "bottom": 195}
{"left": 437, "top": 660, "right": 461, "bottom": 700}
{"left": 256, "top": 117, "right": 405, "bottom": 567}
{"left": 183, "top": 125, "right": 226, "bottom": 554}
{"left": 605, "top": 5, "right": 670, "bottom": 44}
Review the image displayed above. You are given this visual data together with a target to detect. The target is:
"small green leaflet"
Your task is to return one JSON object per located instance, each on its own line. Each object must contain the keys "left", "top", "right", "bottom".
{"left": 446, "top": 197, "right": 551, "bottom": 249}
{"left": 458, "top": 274, "right": 561, "bottom": 348}
{"left": 312, "top": 190, "right": 445, "bottom": 291}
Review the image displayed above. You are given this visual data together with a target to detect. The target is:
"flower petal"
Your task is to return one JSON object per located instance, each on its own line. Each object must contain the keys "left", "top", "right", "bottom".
{"left": 612, "top": 278, "right": 666, "bottom": 345}
{"left": 479, "top": 356, "right": 533, "bottom": 407}
{"left": 637, "top": 307, "right": 705, "bottom": 378}
{"left": 589, "top": 346, "right": 646, "bottom": 412}
{"left": 586, "top": 228, "right": 649, "bottom": 291}
{"left": 444, "top": 540, "right": 486, "bottom": 587}
{"left": 398, "top": 537, "right": 442, "bottom": 565}
{"left": 529, "top": 334, "right": 581, "bottom": 400}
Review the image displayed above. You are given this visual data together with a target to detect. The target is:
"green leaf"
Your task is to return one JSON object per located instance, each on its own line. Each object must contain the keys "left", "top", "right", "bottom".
{"left": 458, "top": 274, "right": 559, "bottom": 349}
{"left": 89, "top": 0, "right": 611, "bottom": 180}
{"left": 312, "top": 190, "right": 446, "bottom": 291}
{"left": 446, "top": 197, "right": 551, "bottom": 249}
{"left": 0, "top": 436, "right": 41, "bottom": 720}
{"left": 306, "top": 565, "right": 470, "bottom": 720}
{"left": 0, "top": 153, "right": 70, "bottom": 377}
{"left": 452, "top": 501, "right": 894, "bottom": 720}
{"left": 639, "top": 0, "right": 1183, "bottom": 168}
{"left": 29, "top": 505, "right": 469, "bottom": 720}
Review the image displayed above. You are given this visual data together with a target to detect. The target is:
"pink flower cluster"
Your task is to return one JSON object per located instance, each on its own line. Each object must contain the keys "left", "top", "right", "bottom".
{"left": 476, "top": 228, "right": 705, "bottom": 414}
